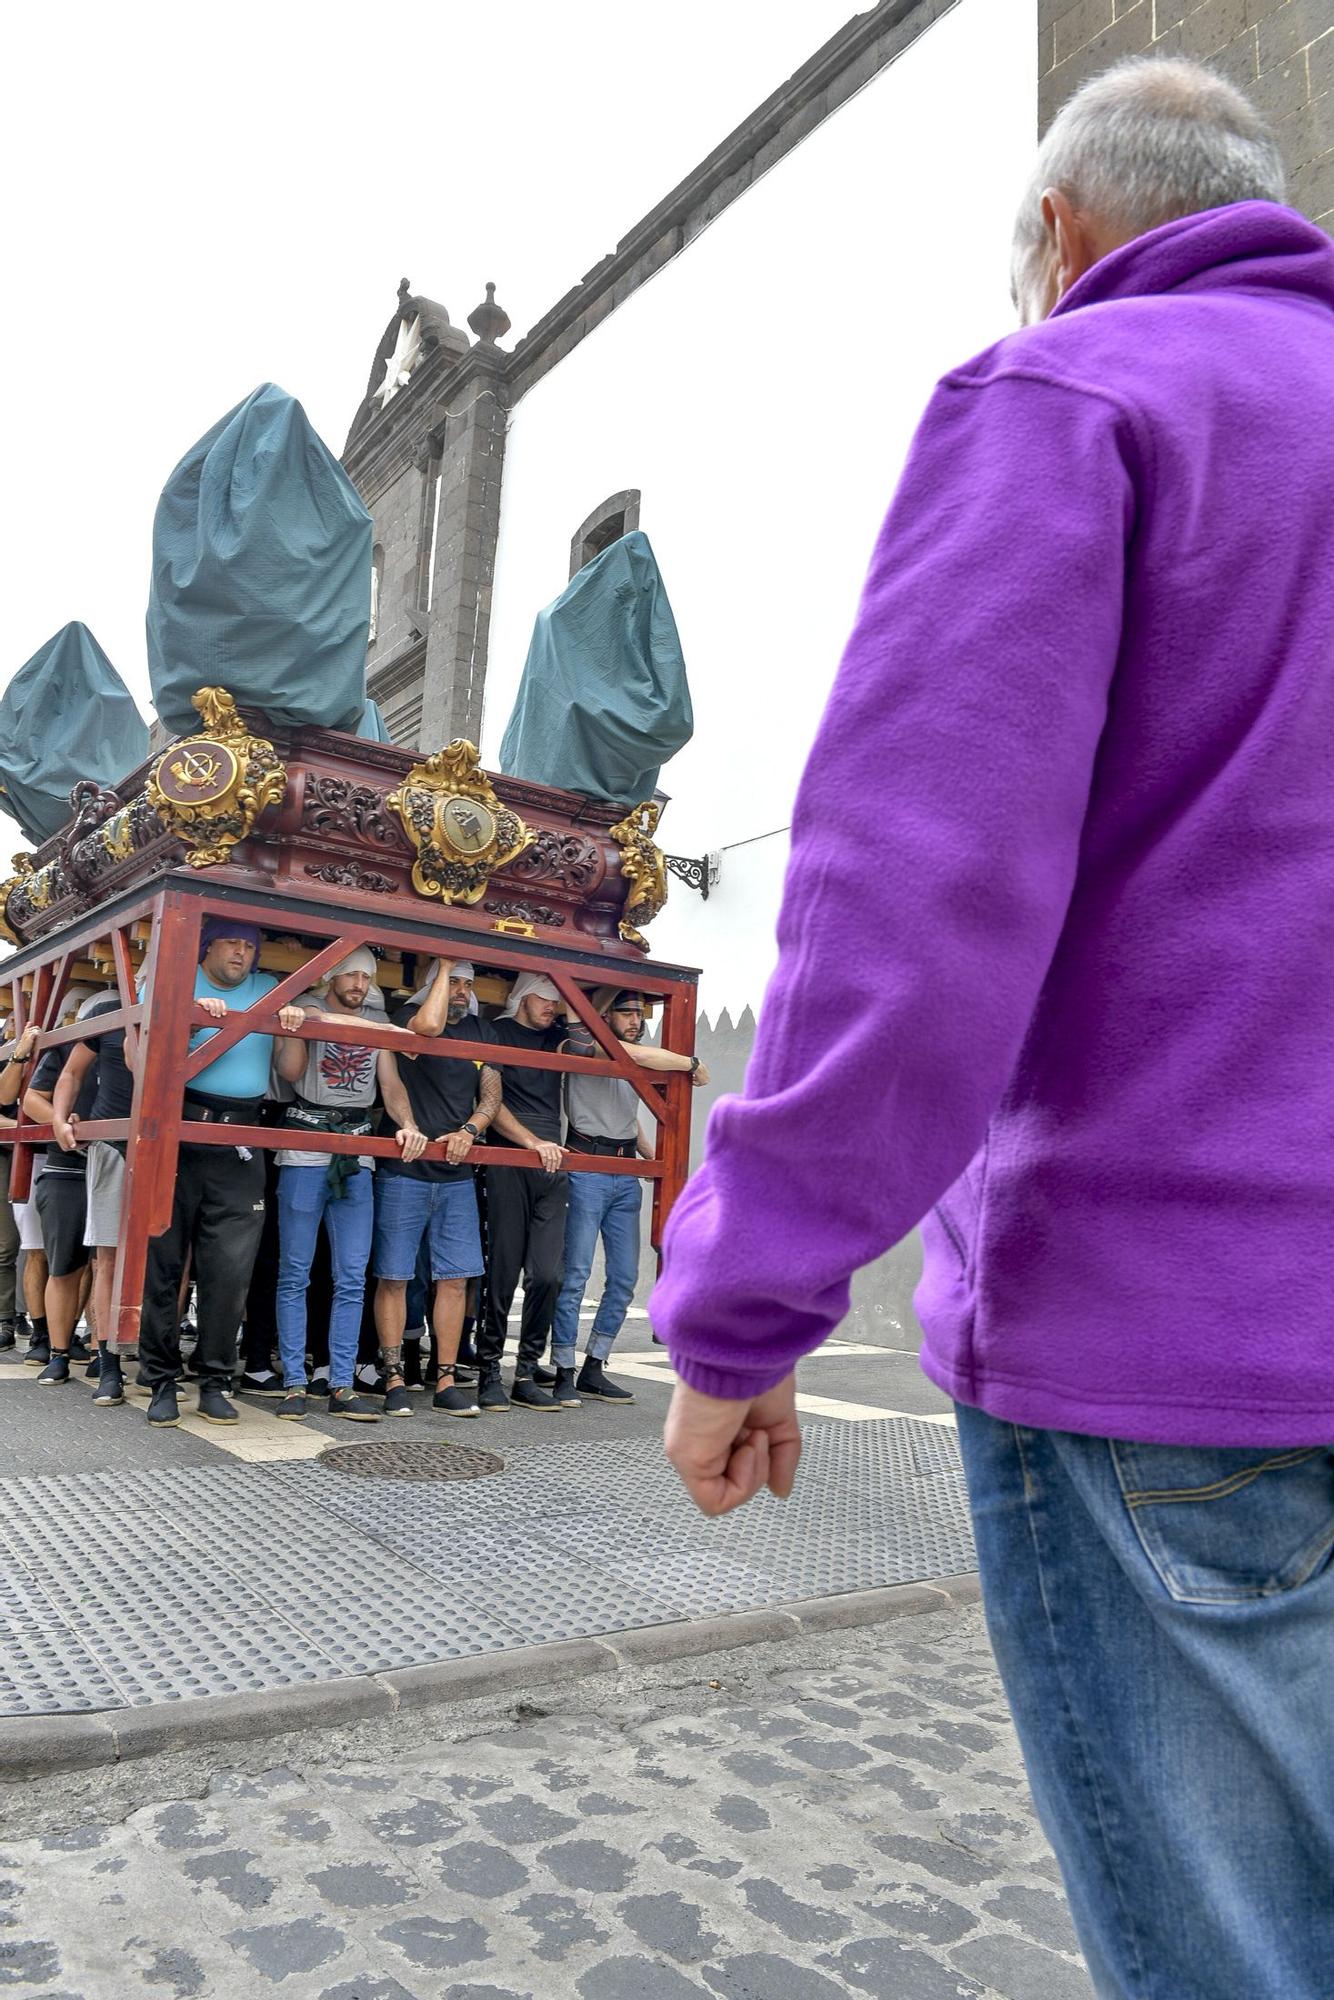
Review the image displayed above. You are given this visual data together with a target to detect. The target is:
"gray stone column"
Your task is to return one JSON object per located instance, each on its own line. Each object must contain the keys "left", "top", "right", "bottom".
{"left": 419, "top": 345, "right": 509, "bottom": 753}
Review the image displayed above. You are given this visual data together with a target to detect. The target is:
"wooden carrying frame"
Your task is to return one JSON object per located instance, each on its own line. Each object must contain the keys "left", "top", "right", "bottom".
{"left": 1, "top": 878, "right": 699, "bottom": 1352}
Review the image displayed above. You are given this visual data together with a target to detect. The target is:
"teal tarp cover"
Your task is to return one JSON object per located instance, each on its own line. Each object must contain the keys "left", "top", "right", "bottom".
{"left": 147, "top": 383, "right": 372, "bottom": 737}
{"left": 358, "top": 698, "right": 391, "bottom": 742}
{"left": 0, "top": 623, "right": 148, "bottom": 845}
{"left": 499, "top": 531, "right": 692, "bottom": 806}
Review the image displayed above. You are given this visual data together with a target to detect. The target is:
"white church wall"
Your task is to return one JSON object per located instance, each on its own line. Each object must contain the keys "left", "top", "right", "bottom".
{"left": 486, "top": 0, "right": 1037, "bottom": 1030}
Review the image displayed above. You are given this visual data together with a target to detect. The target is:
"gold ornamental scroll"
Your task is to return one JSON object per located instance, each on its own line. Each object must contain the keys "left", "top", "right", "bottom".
{"left": 386, "top": 740, "right": 533, "bottom": 905}
{"left": 608, "top": 800, "right": 668, "bottom": 952}
{"left": 146, "top": 688, "right": 287, "bottom": 868}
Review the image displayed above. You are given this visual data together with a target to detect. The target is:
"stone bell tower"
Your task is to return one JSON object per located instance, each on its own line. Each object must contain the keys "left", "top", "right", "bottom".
{"left": 342, "top": 277, "right": 512, "bottom": 751}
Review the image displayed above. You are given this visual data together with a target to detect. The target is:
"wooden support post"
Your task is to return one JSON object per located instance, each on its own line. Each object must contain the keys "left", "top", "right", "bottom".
{"left": 108, "top": 892, "right": 200, "bottom": 1353}
{"left": 652, "top": 976, "right": 698, "bottom": 1257}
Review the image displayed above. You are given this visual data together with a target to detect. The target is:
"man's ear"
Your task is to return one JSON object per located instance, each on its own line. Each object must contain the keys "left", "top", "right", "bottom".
{"left": 1041, "top": 187, "right": 1095, "bottom": 303}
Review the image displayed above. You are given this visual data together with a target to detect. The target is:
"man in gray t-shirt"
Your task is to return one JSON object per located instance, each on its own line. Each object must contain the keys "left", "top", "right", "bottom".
{"left": 271, "top": 950, "right": 426, "bottom": 1419}
{"left": 550, "top": 989, "right": 708, "bottom": 1404}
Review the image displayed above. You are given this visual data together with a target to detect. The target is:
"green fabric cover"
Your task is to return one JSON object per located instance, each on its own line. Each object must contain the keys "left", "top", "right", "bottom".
{"left": 147, "top": 384, "right": 372, "bottom": 736}
{"left": 499, "top": 531, "right": 692, "bottom": 806}
{"left": 0, "top": 623, "right": 148, "bottom": 845}
{"left": 357, "top": 698, "right": 391, "bottom": 742}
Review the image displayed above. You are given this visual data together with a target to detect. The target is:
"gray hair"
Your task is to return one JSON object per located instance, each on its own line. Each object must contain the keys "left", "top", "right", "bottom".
{"left": 1016, "top": 56, "right": 1286, "bottom": 258}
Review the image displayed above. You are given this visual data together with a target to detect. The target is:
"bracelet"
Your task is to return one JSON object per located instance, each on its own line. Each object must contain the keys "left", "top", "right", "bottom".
{"left": 689, "top": 1055, "right": 700, "bottom": 1074}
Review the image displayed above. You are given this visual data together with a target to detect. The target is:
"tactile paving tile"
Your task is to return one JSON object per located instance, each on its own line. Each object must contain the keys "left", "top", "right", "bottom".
{"left": 0, "top": 1535, "right": 128, "bottom": 1715}
{"left": 0, "top": 1419, "right": 976, "bottom": 1714}
{"left": 321, "top": 1440, "right": 507, "bottom": 1481}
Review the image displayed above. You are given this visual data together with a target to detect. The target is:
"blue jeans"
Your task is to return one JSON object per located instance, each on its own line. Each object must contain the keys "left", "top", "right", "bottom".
{"left": 372, "top": 1172, "right": 484, "bottom": 1282}
{"left": 275, "top": 1167, "right": 374, "bottom": 1390}
{"left": 955, "top": 1403, "right": 1334, "bottom": 1999}
{"left": 551, "top": 1172, "right": 642, "bottom": 1368}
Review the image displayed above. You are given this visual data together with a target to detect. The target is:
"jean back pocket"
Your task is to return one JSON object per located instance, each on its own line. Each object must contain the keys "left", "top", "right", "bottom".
{"left": 1111, "top": 1440, "right": 1334, "bottom": 1605}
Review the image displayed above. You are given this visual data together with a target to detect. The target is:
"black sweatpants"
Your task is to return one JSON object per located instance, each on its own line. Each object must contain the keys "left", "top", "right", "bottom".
{"left": 141, "top": 1144, "right": 267, "bottom": 1389}
{"left": 480, "top": 1164, "right": 568, "bottom": 1374}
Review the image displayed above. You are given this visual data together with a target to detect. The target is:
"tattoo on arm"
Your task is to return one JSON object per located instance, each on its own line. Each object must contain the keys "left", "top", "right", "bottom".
{"left": 475, "top": 1066, "right": 501, "bottom": 1129}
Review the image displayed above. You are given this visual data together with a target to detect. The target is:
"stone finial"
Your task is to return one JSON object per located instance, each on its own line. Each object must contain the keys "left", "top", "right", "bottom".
{"left": 468, "top": 283, "right": 511, "bottom": 346}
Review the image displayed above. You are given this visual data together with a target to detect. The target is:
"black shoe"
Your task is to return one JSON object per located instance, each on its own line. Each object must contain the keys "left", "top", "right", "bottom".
{"left": 276, "top": 1390, "right": 308, "bottom": 1421}
{"left": 510, "top": 1375, "right": 561, "bottom": 1413}
{"left": 477, "top": 1366, "right": 510, "bottom": 1412}
{"left": 329, "top": 1387, "right": 380, "bottom": 1422}
{"left": 432, "top": 1370, "right": 481, "bottom": 1418}
{"left": 0, "top": 1320, "right": 14, "bottom": 1351}
{"left": 37, "top": 1354, "right": 71, "bottom": 1386}
{"left": 457, "top": 1329, "right": 478, "bottom": 1369}
{"left": 308, "top": 1373, "right": 331, "bottom": 1398}
{"left": 576, "top": 1358, "right": 636, "bottom": 1404}
{"left": 382, "top": 1383, "right": 412, "bottom": 1419}
{"left": 182, "top": 1349, "right": 203, "bottom": 1379}
{"left": 147, "top": 1382, "right": 180, "bottom": 1427}
{"left": 238, "top": 1370, "right": 285, "bottom": 1396}
{"left": 93, "top": 1355, "right": 125, "bottom": 1406}
{"left": 452, "top": 1362, "right": 478, "bottom": 1386}
{"left": 198, "top": 1387, "right": 239, "bottom": 1425}
{"left": 552, "top": 1367, "right": 582, "bottom": 1408}
{"left": 85, "top": 1350, "right": 103, "bottom": 1380}
{"left": 531, "top": 1364, "right": 557, "bottom": 1387}
{"left": 402, "top": 1340, "right": 425, "bottom": 1390}
{"left": 23, "top": 1334, "right": 50, "bottom": 1367}
{"left": 68, "top": 1332, "right": 92, "bottom": 1363}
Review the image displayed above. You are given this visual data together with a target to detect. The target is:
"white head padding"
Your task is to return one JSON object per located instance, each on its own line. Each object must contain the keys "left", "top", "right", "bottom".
{"left": 501, "top": 972, "right": 560, "bottom": 1019}
{"left": 407, "top": 958, "right": 476, "bottom": 1009}
{"left": 61, "top": 985, "right": 99, "bottom": 1020}
{"left": 322, "top": 947, "right": 377, "bottom": 986}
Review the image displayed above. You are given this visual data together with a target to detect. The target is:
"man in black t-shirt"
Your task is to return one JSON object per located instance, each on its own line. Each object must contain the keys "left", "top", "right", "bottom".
{"left": 373, "top": 958, "right": 501, "bottom": 1418}
{"left": 472, "top": 971, "right": 573, "bottom": 1414}
{"left": 23, "top": 1006, "right": 100, "bottom": 1385}
{"left": 51, "top": 991, "right": 133, "bottom": 1402}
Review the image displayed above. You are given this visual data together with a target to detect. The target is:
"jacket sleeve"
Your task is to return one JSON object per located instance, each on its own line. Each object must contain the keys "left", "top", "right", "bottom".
{"left": 651, "top": 367, "right": 1139, "bottom": 1398}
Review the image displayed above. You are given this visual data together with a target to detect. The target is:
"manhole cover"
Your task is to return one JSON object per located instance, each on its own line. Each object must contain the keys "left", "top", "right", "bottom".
{"left": 321, "top": 1442, "right": 505, "bottom": 1481}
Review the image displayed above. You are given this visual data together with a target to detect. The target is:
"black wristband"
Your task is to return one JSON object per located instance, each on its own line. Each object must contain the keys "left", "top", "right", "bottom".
{"left": 689, "top": 1055, "right": 700, "bottom": 1074}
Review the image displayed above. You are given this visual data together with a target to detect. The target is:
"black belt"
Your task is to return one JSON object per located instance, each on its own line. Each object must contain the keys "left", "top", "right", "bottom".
{"left": 283, "top": 1097, "right": 374, "bottom": 1197}
{"left": 567, "top": 1130, "right": 637, "bottom": 1159}
{"left": 183, "top": 1093, "right": 263, "bottom": 1127}
{"left": 282, "top": 1099, "right": 375, "bottom": 1138}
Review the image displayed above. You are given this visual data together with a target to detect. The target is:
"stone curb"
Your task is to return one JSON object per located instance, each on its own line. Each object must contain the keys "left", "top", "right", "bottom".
{"left": 0, "top": 1573, "right": 980, "bottom": 1782}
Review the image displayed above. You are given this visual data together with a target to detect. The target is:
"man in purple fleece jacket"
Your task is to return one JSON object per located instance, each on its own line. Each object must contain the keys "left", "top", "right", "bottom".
{"left": 654, "top": 57, "right": 1334, "bottom": 2000}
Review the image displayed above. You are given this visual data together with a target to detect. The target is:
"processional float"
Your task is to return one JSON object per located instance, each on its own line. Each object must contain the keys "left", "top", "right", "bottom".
{"left": 0, "top": 384, "right": 698, "bottom": 1355}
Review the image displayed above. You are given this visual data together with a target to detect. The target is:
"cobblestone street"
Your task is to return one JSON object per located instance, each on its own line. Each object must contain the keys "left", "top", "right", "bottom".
{"left": 0, "top": 1605, "right": 1091, "bottom": 2000}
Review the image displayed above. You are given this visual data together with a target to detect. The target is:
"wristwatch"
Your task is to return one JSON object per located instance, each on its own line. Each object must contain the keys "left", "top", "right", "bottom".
{"left": 461, "top": 1121, "right": 482, "bottom": 1139}
{"left": 688, "top": 1056, "right": 701, "bottom": 1074}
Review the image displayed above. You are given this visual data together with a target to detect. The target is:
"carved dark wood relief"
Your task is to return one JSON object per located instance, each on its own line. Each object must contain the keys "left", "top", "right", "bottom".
{"left": 483, "top": 899, "right": 567, "bottom": 929}
{"left": 504, "top": 830, "right": 602, "bottom": 894}
{"left": 300, "top": 775, "right": 411, "bottom": 853}
{"left": 305, "top": 862, "right": 398, "bottom": 895}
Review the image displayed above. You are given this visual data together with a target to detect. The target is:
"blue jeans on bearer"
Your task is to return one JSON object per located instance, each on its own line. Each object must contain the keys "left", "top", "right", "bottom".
{"left": 372, "top": 1172, "right": 484, "bottom": 1283}
{"left": 551, "top": 1172, "right": 642, "bottom": 1368}
{"left": 276, "top": 1166, "right": 374, "bottom": 1391}
{"left": 955, "top": 1403, "right": 1334, "bottom": 1999}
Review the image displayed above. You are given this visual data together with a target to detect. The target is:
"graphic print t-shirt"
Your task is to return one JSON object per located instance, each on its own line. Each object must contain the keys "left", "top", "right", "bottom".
{"left": 275, "top": 990, "right": 381, "bottom": 1170}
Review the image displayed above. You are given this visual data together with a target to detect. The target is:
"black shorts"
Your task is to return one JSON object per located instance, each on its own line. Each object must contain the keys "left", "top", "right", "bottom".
{"left": 33, "top": 1171, "right": 90, "bottom": 1279}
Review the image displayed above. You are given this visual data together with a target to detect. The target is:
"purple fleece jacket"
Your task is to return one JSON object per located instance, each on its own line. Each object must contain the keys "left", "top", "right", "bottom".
{"left": 652, "top": 203, "right": 1334, "bottom": 1446}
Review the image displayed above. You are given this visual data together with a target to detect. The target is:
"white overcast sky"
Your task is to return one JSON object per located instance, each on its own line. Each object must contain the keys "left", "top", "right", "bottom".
{"left": 2, "top": 0, "right": 865, "bottom": 729}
